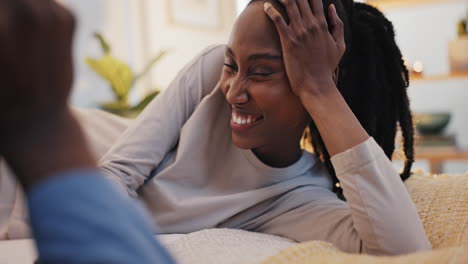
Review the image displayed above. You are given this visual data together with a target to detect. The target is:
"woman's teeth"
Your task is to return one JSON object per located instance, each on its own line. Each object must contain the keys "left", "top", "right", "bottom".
{"left": 232, "top": 112, "right": 259, "bottom": 125}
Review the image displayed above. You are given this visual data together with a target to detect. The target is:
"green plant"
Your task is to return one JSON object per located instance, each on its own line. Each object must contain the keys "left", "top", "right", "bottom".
{"left": 457, "top": 19, "right": 467, "bottom": 36}
{"left": 85, "top": 32, "right": 166, "bottom": 117}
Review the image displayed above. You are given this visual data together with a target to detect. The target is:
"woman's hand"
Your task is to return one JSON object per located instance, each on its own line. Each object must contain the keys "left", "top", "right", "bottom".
{"left": 265, "top": 0, "right": 369, "bottom": 156}
{"left": 264, "top": 0, "right": 345, "bottom": 99}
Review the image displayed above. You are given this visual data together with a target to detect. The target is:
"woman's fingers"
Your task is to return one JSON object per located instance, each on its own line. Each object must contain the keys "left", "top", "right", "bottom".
{"left": 329, "top": 4, "right": 345, "bottom": 53}
{"left": 310, "top": 0, "right": 325, "bottom": 18}
{"left": 264, "top": 3, "right": 290, "bottom": 38}
{"left": 278, "top": 0, "right": 303, "bottom": 30}
{"left": 296, "top": 0, "right": 314, "bottom": 23}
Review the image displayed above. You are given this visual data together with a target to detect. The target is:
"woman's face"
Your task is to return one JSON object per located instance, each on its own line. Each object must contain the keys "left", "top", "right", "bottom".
{"left": 220, "top": 2, "right": 310, "bottom": 158}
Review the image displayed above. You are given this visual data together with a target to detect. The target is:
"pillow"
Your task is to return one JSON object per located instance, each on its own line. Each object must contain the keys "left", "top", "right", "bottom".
{"left": 72, "top": 108, "right": 131, "bottom": 159}
{"left": 0, "top": 159, "right": 18, "bottom": 240}
{"left": 0, "top": 108, "right": 130, "bottom": 240}
{"left": 160, "top": 229, "right": 295, "bottom": 264}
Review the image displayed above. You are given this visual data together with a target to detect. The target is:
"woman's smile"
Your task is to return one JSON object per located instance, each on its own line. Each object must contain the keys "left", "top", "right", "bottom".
{"left": 230, "top": 109, "right": 264, "bottom": 133}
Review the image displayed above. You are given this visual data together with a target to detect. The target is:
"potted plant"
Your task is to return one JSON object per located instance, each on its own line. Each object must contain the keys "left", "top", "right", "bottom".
{"left": 85, "top": 33, "right": 167, "bottom": 117}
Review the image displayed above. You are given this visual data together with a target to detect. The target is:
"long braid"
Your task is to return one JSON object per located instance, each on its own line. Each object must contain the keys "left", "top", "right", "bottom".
{"left": 353, "top": 3, "right": 414, "bottom": 180}
{"left": 310, "top": 1, "right": 415, "bottom": 199}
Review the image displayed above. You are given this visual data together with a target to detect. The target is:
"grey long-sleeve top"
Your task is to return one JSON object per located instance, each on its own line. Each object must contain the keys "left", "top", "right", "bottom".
{"left": 100, "top": 45, "right": 431, "bottom": 255}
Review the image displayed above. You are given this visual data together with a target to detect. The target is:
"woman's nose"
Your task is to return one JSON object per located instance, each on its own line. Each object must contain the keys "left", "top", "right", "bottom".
{"left": 225, "top": 78, "right": 248, "bottom": 105}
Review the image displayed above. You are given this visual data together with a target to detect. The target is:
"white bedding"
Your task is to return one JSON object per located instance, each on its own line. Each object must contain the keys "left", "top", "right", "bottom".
{"left": 0, "top": 229, "right": 296, "bottom": 264}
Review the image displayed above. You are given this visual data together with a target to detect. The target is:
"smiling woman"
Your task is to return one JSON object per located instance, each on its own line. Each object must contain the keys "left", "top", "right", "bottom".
{"left": 220, "top": 7, "right": 309, "bottom": 166}
{"left": 99, "top": 0, "right": 431, "bottom": 256}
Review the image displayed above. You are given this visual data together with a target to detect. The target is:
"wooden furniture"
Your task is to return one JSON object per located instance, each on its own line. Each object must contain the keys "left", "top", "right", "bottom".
{"left": 366, "top": 0, "right": 465, "bottom": 10}
{"left": 411, "top": 71, "right": 468, "bottom": 83}
{"left": 415, "top": 146, "right": 468, "bottom": 174}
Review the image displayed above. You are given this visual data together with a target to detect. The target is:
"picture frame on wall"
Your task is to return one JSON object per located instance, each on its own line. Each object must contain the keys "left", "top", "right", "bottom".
{"left": 167, "top": 0, "right": 221, "bottom": 29}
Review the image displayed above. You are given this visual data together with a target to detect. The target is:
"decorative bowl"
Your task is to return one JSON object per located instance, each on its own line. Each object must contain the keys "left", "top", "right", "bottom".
{"left": 415, "top": 112, "right": 451, "bottom": 135}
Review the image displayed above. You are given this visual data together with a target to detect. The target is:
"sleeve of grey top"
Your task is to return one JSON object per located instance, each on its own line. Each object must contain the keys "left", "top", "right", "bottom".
{"left": 99, "top": 45, "right": 225, "bottom": 198}
{"left": 331, "top": 137, "right": 431, "bottom": 255}
{"left": 257, "top": 137, "right": 431, "bottom": 256}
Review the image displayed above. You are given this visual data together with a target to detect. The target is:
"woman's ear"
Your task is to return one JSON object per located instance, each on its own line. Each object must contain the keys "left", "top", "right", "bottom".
{"left": 333, "top": 68, "right": 339, "bottom": 85}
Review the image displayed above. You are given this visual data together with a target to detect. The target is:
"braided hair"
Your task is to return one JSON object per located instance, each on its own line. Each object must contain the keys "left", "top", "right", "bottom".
{"left": 249, "top": 0, "right": 414, "bottom": 200}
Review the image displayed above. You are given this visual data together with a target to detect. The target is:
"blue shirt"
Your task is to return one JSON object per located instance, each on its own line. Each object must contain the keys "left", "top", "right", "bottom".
{"left": 27, "top": 170, "right": 175, "bottom": 264}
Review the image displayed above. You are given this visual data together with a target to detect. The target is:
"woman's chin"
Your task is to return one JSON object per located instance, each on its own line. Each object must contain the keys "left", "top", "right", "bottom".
{"left": 231, "top": 135, "right": 256, "bottom": 150}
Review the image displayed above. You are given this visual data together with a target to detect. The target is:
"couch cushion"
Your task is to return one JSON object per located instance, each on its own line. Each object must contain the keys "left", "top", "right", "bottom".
{"left": 0, "top": 108, "right": 130, "bottom": 240}
{"left": 262, "top": 241, "right": 467, "bottom": 264}
{"left": 406, "top": 169, "right": 468, "bottom": 249}
{"left": 73, "top": 108, "right": 131, "bottom": 159}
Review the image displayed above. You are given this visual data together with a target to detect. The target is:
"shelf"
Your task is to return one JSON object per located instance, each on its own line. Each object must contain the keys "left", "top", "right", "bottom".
{"left": 415, "top": 146, "right": 468, "bottom": 173}
{"left": 410, "top": 72, "right": 468, "bottom": 82}
{"left": 415, "top": 146, "right": 468, "bottom": 160}
{"left": 366, "top": 0, "right": 465, "bottom": 10}
{"left": 394, "top": 146, "right": 468, "bottom": 173}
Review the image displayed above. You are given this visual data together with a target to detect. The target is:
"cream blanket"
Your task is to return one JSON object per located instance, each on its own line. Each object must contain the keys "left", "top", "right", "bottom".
{"left": 261, "top": 170, "right": 468, "bottom": 264}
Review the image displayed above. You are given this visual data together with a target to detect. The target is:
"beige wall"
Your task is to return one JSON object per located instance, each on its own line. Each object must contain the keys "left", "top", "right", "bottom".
{"left": 143, "top": 0, "right": 237, "bottom": 90}
{"left": 62, "top": 0, "right": 142, "bottom": 107}
{"left": 62, "top": 0, "right": 237, "bottom": 107}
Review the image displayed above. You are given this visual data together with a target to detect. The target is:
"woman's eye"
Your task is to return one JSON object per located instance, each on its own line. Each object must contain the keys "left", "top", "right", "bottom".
{"left": 223, "top": 63, "right": 237, "bottom": 72}
{"left": 252, "top": 72, "right": 272, "bottom": 77}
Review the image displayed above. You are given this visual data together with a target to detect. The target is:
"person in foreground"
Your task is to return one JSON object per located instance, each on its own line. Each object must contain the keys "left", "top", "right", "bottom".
{"left": 101, "top": 0, "right": 431, "bottom": 256}
{"left": 0, "top": 0, "right": 174, "bottom": 263}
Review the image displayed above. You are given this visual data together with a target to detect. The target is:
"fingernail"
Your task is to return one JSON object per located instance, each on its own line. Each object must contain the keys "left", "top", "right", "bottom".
{"left": 264, "top": 2, "right": 271, "bottom": 12}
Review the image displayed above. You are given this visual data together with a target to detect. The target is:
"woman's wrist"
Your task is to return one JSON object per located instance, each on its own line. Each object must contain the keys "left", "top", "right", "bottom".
{"left": 296, "top": 79, "right": 340, "bottom": 108}
{"left": 298, "top": 82, "right": 369, "bottom": 156}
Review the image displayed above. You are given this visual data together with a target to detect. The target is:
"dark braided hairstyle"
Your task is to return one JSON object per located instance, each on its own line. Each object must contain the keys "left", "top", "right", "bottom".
{"left": 249, "top": 0, "right": 414, "bottom": 200}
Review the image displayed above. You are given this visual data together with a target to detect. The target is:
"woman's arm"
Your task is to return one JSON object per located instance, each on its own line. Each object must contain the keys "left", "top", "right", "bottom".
{"left": 330, "top": 137, "right": 431, "bottom": 254}
{"left": 264, "top": 0, "right": 430, "bottom": 255}
{"left": 300, "top": 87, "right": 369, "bottom": 155}
{"left": 99, "top": 45, "right": 225, "bottom": 198}
{"left": 257, "top": 142, "right": 432, "bottom": 254}
{"left": 264, "top": 0, "right": 367, "bottom": 155}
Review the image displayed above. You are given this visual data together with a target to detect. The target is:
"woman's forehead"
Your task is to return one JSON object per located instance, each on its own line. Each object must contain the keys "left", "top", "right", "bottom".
{"left": 228, "top": 2, "right": 282, "bottom": 57}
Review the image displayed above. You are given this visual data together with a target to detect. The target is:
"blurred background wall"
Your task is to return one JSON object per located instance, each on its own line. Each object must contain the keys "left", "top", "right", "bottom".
{"left": 61, "top": 0, "right": 468, "bottom": 173}
{"left": 385, "top": 1, "right": 468, "bottom": 173}
{"left": 61, "top": 0, "right": 237, "bottom": 108}
{"left": 387, "top": 1, "right": 467, "bottom": 142}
